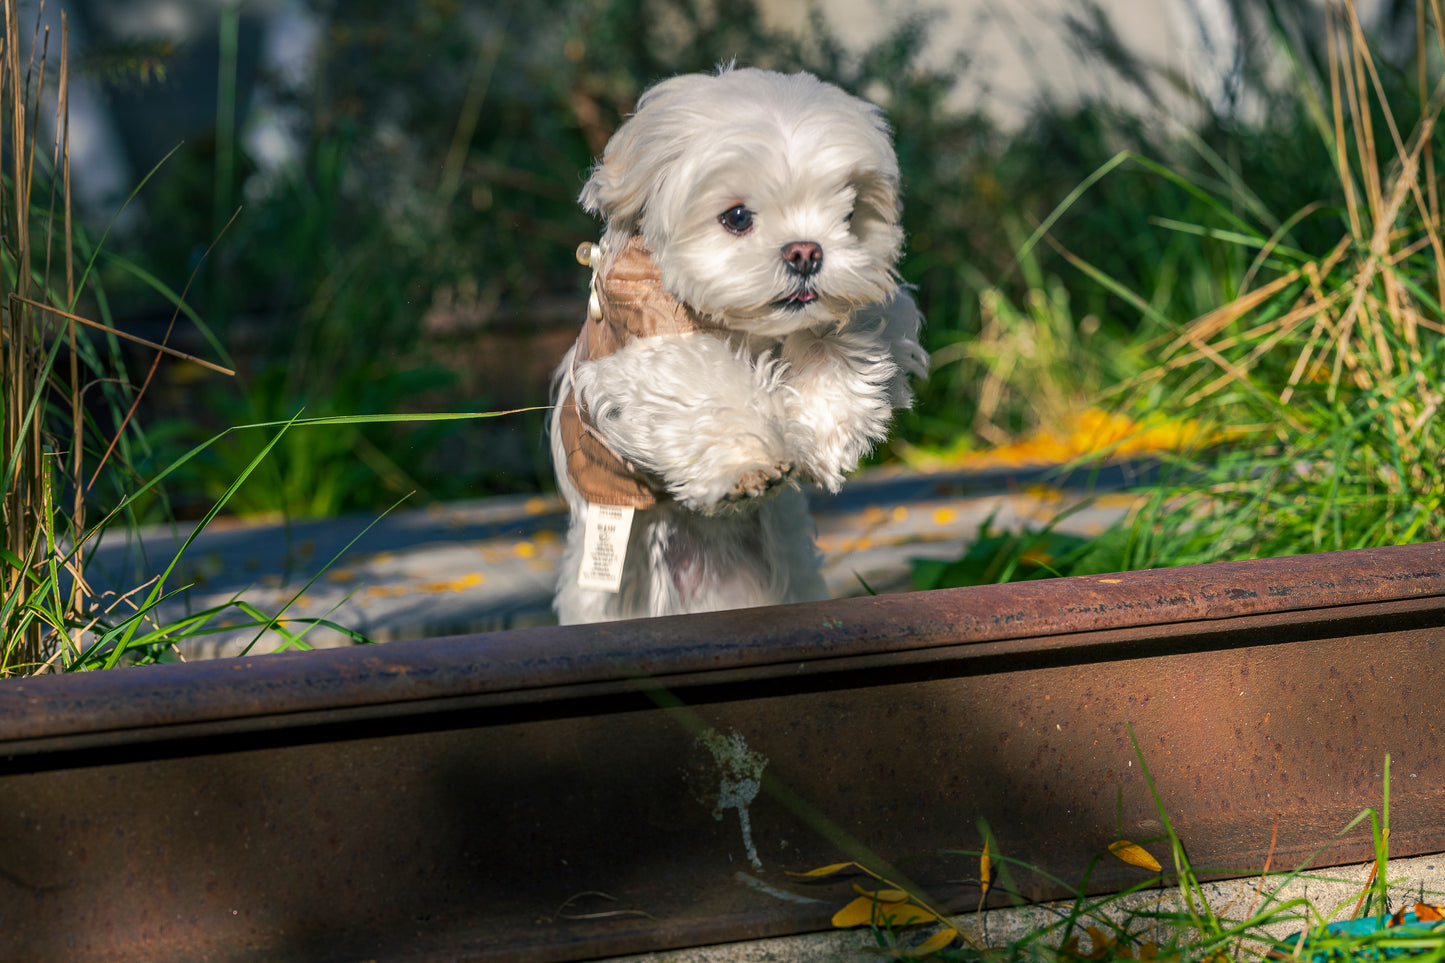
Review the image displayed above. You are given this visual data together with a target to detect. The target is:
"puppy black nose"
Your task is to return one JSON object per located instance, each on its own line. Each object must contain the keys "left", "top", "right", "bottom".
{"left": 781, "top": 241, "right": 823, "bottom": 277}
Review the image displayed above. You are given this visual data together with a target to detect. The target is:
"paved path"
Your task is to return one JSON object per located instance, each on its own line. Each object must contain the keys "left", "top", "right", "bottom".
{"left": 90, "top": 464, "right": 1149, "bottom": 659}
{"left": 603, "top": 853, "right": 1445, "bottom": 962}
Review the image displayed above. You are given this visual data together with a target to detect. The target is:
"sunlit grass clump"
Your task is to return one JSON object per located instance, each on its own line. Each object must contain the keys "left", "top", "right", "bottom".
{"left": 1116, "top": 3, "right": 1445, "bottom": 567}
{"left": 922, "top": 2, "right": 1445, "bottom": 577}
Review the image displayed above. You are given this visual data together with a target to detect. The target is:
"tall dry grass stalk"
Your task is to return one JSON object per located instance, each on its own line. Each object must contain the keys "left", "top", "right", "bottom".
{"left": 0, "top": 1, "right": 73, "bottom": 672}
{"left": 0, "top": 4, "right": 219, "bottom": 674}
{"left": 1132, "top": 0, "right": 1445, "bottom": 553}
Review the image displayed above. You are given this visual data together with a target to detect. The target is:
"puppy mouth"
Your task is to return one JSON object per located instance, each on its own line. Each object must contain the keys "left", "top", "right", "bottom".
{"left": 776, "top": 289, "right": 819, "bottom": 311}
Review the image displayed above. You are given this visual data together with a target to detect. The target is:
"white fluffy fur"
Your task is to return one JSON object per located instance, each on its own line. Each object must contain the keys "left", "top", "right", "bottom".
{"left": 550, "top": 67, "right": 928, "bottom": 624}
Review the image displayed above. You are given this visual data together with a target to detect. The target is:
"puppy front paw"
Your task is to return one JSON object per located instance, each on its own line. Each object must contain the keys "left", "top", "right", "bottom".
{"left": 691, "top": 461, "right": 793, "bottom": 515}
{"left": 726, "top": 461, "right": 793, "bottom": 502}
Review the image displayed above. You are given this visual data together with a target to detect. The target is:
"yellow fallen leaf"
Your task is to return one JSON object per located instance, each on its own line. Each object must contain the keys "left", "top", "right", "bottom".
{"left": 788, "top": 861, "right": 859, "bottom": 878}
{"left": 980, "top": 838, "right": 991, "bottom": 895}
{"left": 833, "top": 895, "right": 880, "bottom": 927}
{"left": 1087, "top": 925, "right": 1117, "bottom": 958}
{"left": 915, "top": 407, "right": 1214, "bottom": 473}
{"left": 1024, "top": 483, "right": 1064, "bottom": 502}
{"left": 1063, "top": 925, "right": 1119, "bottom": 960}
{"left": 1416, "top": 902, "right": 1445, "bottom": 922}
{"left": 913, "top": 927, "right": 959, "bottom": 956}
{"left": 872, "top": 901, "right": 938, "bottom": 927}
{"left": 832, "top": 896, "right": 938, "bottom": 929}
{"left": 420, "top": 573, "right": 484, "bottom": 592}
{"left": 853, "top": 883, "right": 908, "bottom": 902}
{"left": 1109, "top": 840, "right": 1162, "bottom": 872}
{"left": 367, "top": 573, "right": 485, "bottom": 599}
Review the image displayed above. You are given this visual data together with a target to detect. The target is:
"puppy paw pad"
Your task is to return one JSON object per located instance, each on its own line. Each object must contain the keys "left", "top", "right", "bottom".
{"left": 727, "top": 462, "right": 793, "bottom": 500}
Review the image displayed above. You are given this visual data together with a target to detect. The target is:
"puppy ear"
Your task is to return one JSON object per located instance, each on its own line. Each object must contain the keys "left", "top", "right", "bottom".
{"left": 849, "top": 169, "right": 903, "bottom": 255}
{"left": 579, "top": 74, "right": 710, "bottom": 237}
{"left": 579, "top": 137, "right": 648, "bottom": 233}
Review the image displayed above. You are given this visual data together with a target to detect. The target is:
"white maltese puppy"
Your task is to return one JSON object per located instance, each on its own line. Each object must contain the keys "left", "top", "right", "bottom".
{"left": 549, "top": 66, "right": 928, "bottom": 624}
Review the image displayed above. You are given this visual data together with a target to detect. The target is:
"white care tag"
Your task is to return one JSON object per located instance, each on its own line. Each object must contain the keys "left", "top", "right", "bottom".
{"left": 577, "top": 502, "right": 635, "bottom": 592}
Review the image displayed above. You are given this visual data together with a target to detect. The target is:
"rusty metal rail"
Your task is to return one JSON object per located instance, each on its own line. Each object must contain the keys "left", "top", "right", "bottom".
{"left": 2, "top": 543, "right": 1444, "bottom": 962}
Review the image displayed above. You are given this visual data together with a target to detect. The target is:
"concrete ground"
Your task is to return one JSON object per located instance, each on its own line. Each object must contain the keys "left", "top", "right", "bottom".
{"left": 606, "top": 853, "right": 1445, "bottom": 962}
{"left": 88, "top": 463, "right": 1148, "bottom": 659}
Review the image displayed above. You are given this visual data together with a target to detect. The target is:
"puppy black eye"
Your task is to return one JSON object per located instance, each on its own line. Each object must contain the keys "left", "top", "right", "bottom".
{"left": 719, "top": 205, "right": 754, "bottom": 235}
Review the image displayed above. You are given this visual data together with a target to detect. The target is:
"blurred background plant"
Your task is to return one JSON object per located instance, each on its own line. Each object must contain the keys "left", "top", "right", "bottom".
{"left": 1109, "top": 1, "right": 1445, "bottom": 569}
{"left": 60, "top": 0, "right": 1255, "bottom": 517}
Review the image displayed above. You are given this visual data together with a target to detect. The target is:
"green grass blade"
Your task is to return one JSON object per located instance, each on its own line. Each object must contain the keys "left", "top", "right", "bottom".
{"left": 103, "top": 413, "right": 306, "bottom": 667}
{"left": 234, "top": 491, "right": 410, "bottom": 655}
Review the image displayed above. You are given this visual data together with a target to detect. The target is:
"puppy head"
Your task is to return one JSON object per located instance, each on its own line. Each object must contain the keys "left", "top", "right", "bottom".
{"left": 581, "top": 67, "right": 903, "bottom": 336}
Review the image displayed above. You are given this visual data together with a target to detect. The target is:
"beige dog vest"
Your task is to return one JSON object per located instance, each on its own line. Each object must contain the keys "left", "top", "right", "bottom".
{"left": 557, "top": 236, "right": 718, "bottom": 508}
